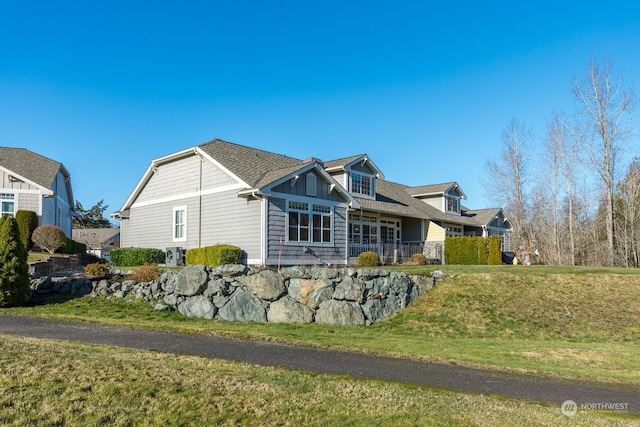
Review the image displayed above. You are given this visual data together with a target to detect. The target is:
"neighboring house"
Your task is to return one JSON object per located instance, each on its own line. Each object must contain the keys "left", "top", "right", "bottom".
{"left": 72, "top": 228, "right": 120, "bottom": 260}
{"left": 114, "top": 139, "right": 512, "bottom": 266}
{"left": 0, "top": 147, "right": 75, "bottom": 236}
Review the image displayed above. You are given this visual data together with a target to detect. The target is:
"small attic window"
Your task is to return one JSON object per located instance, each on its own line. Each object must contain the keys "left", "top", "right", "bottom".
{"left": 8, "top": 175, "right": 23, "bottom": 183}
{"left": 306, "top": 173, "right": 317, "bottom": 197}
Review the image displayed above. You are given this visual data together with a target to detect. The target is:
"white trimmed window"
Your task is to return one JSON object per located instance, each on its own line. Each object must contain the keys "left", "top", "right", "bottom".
{"left": 445, "top": 195, "right": 460, "bottom": 214}
{"left": 350, "top": 172, "right": 374, "bottom": 197}
{"left": 1, "top": 193, "right": 15, "bottom": 217}
{"left": 287, "top": 200, "right": 332, "bottom": 243}
{"left": 173, "top": 206, "right": 186, "bottom": 242}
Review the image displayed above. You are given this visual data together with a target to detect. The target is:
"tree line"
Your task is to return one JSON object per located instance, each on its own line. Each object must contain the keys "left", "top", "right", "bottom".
{"left": 485, "top": 57, "right": 638, "bottom": 267}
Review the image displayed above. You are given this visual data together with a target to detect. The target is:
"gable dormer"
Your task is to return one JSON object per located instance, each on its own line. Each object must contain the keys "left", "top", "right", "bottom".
{"left": 408, "top": 182, "right": 467, "bottom": 215}
{"left": 323, "top": 154, "right": 384, "bottom": 201}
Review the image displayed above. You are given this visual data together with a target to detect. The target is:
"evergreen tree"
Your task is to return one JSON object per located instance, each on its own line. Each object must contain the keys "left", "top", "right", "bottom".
{"left": 16, "top": 210, "right": 39, "bottom": 250}
{"left": 0, "top": 216, "right": 31, "bottom": 307}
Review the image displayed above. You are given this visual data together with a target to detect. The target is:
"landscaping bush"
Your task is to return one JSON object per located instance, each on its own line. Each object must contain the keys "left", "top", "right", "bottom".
{"left": 408, "top": 253, "right": 427, "bottom": 265}
{"left": 31, "top": 225, "right": 67, "bottom": 254}
{"left": 64, "top": 237, "right": 87, "bottom": 254}
{"left": 185, "top": 244, "right": 242, "bottom": 266}
{"left": 488, "top": 236, "right": 503, "bottom": 265}
{"left": 110, "top": 247, "right": 164, "bottom": 267}
{"left": 15, "top": 210, "right": 39, "bottom": 250}
{"left": 0, "top": 216, "right": 31, "bottom": 307}
{"left": 358, "top": 251, "right": 380, "bottom": 267}
{"left": 128, "top": 263, "right": 161, "bottom": 282}
{"left": 84, "top": 261, "right": 110, "bottom": 277}
{"left": 445, "top": 235, "right": 504, "bottom": 265}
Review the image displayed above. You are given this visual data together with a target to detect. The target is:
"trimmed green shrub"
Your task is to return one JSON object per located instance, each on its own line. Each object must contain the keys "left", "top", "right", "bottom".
{"left": 488, "top": 236, "right": 503, "bottom": 265}
{"left": 185, "top": 244, "right": 242, "bottom": 266}
{"left": 0, "top": 216, "right": 31, "bottom": 307}
{"left": 445, "top": 235, "right": 504, "bottom": 265}
{"left": 110, "top": 247, "right": 164, "bottom": 267}
{"left": 357, "top": 251, "right": 380, "bottom": 267}
{"left": 409, "top": 253, "right": 427, "bottom": 265}
{"left": 63, "top": 238, "right": 87, "bottom": 254}
{"left": 15, "top": 210, "right": 39, "bottom": 250}
{"left": 31, "top": 225, "right": 67, "bottom": 254}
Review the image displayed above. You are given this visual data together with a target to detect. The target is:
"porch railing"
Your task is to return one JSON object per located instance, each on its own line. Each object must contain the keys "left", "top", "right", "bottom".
{"left": 348, "top": 242, "right": 443, "bottom": 264}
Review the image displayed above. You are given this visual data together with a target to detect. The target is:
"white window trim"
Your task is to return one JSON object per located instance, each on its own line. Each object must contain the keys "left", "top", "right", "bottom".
{"left": 349, "top": 172, "right": 375, "bottom": 199}
{"left": 173, "top": 206, "right": 187, "bottom": 242}
{"left": 0, "top": 192, "right": 16, "bottom": 217}
{"left": 285, "top": 199, "right": 334, "bottom": 246}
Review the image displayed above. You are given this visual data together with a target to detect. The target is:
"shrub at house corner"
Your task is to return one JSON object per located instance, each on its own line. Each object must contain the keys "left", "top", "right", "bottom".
{"left": 0, "top": 216, "right": 31, "bottom": 307}
{"left": 31, "top": 225, "right": 67, "bottom": 254}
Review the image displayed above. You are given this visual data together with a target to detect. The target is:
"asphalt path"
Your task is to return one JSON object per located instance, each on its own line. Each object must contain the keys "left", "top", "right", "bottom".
{"left": 1, "top": 314, "right": 639, "bottom": 416}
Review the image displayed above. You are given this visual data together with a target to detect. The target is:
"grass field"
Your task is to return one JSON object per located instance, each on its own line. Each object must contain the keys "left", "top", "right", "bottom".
{"left": 2, "top": 264, "right": 639, "bottom": 425}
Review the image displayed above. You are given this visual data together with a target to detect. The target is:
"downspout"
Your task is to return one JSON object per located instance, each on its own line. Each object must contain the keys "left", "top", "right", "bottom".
{"left": 198, "top": 152, "right": 203, "bottom": 248}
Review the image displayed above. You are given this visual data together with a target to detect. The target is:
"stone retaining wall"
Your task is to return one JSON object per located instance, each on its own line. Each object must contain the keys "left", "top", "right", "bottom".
{"left": 30, "top": 264, "right": 437, "bottom": 325}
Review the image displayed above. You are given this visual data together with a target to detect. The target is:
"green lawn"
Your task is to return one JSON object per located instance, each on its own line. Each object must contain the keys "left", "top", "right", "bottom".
{"left": 2, "top": 264, "right": 639, "bottom": 425}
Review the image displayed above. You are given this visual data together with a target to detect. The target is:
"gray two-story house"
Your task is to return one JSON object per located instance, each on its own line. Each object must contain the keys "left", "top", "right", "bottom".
{"left": 114, "top": 139, "right": 511, "bottom": 266}
{"left": 0, "top": 147, "right": 75, "bottom": 236}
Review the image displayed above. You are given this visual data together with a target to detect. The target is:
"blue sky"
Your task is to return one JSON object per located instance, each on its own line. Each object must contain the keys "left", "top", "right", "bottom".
{"left": 1, "top": 1, "right": 639, "bottom": 221}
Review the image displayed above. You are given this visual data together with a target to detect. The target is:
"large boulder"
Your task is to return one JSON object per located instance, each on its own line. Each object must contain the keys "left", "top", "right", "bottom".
{"left": 211, "top": 264, "right": 248, "bottom": 278}
{"left": 267, "top": 297, "right": 314, "bottom": 323}
{"left": 362, "top": 295, "right": 401, "bottom": 323}
{"left": 315, "top": 299, "right": 366, "bottom": 325}
{"left": 218, "top": 288, "right": 267, "bottom": 322}
{"left": 167, "top": 264, "right": 209, "bottom": 296}
{"left": 333, "top": 275, "right": 364, "bottom": 303}
{"left": 288, "top": 278, "right": 334, "bottom": 308}
{"left": 178, "top": 295, "right": 216, "bottom": 319}
{"left": 236, "top": 270, "right": 285, "bottom": 301}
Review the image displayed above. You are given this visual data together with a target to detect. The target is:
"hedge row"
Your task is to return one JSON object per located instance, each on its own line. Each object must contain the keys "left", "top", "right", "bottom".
{"left": 110, "top": 247, "right": 164, "bottom": 266}
{"left": 444, "top": 236, "right": 503, "bottom": 265}
{"left": 185, "top": 244, "right": 242, "bottom": 267}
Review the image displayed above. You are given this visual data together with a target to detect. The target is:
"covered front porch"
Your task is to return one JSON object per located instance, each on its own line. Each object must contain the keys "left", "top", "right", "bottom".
{"left": 347, "top": 212, "right": 443, "bottom": 264}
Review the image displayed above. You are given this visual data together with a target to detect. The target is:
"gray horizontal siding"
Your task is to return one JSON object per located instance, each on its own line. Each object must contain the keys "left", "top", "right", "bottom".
{"left": 200, "top": 190, "right": 262, "bottom": 261}
{"left": 272, "top": 170, "right": 344, "bottom": 202}
{"left": 266, "top": 197, "right": 347, "bottom": 266}
{"left": 122, "top": 190, "right": 262, "bottom": 263}
{"left": 136, "top": 155, "right": 238, "bottom": 204}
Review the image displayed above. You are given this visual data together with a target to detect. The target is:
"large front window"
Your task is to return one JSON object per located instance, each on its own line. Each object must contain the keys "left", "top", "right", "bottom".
{"left": 288, "top": 201, "right": 332, "bottom": 243}
{"left": 173, "top": 206, "right": 186, "bottom": 242}
{"left": 1, "top": 193, "right": 15, "bottom": 217}
{"left": 350, "top": 173, "right": 373, "bottom": 197}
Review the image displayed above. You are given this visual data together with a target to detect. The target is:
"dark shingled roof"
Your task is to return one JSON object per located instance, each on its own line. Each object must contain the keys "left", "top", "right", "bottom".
{"left": 198, "top": 139, "right": 304, "bottom": 188}
{"left": 0, "top": 147, "right": 65, "bottom": 189}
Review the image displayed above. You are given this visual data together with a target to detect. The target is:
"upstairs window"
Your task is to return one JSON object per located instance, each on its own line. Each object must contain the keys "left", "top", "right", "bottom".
{"left": 0, "top": 193, "right": 15, "bottom": 217}
{"left": 445, "top": 195, "right": 459, "bottom": 214}
{"left": 350, "top": 173, "right": 374, "bottom": 197}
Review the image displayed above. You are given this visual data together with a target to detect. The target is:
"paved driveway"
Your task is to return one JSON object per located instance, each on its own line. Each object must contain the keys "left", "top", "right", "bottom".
{"left": 1, "top": 314, "right": 638, "bottom": 416}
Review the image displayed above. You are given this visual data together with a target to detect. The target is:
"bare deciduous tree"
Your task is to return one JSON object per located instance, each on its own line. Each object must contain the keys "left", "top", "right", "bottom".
{"left": 485, "top": 117, "right": 535, "bottom": 250}
{"left": 572, "top": 58, "right": 637, "bottom": 266}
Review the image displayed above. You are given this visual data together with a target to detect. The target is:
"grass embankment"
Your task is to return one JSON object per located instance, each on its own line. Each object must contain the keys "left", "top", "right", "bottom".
{"left": 1, "top": 264, "right": 639, "bottom": 424}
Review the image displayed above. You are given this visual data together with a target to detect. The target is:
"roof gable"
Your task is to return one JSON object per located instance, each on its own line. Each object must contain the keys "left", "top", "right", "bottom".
{"left": 324, "top": 154, "right": 385, "bottom": 179}
{"left": 407, "top": 182, "right": 467, "bottom": 199}
{"left": 0, "top": 147, "right": 66, "bottom": 191}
